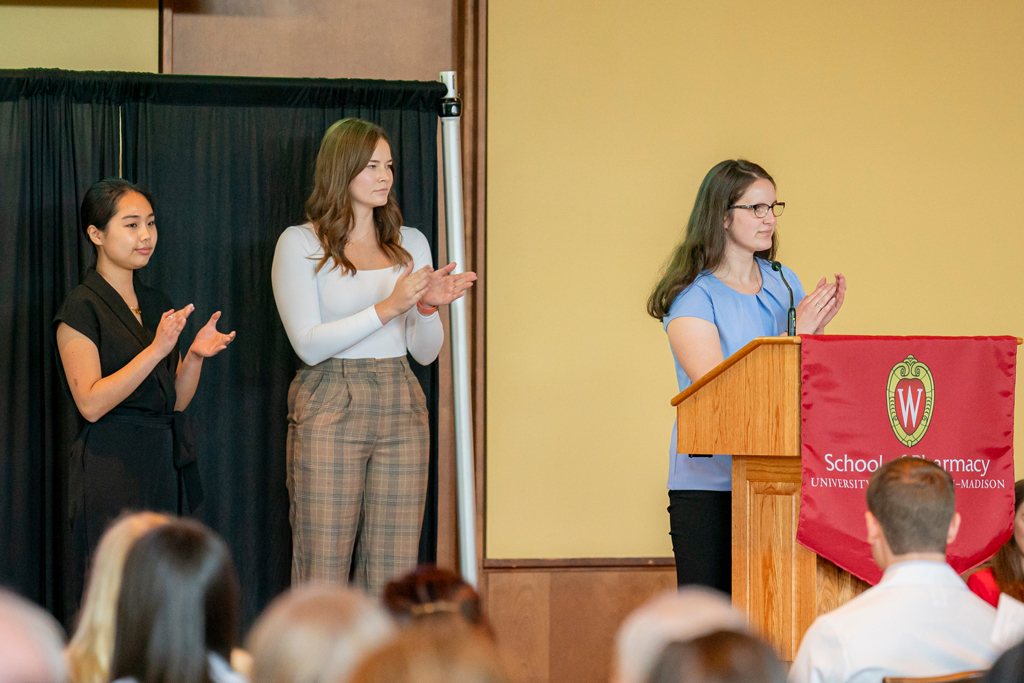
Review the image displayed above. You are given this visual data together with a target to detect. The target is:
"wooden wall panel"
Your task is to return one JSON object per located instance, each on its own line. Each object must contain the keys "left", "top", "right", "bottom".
{"left": 486, "top": 563, "right": 676, "bottom": 683}
{"left": 488, "top": 571, "right": 551, "bottom": 683}
{"left": 163, "top": 0, "right": 453, "bottom": 80}
{"left": 454, "top": 0, "right": 488, "bottom": 594}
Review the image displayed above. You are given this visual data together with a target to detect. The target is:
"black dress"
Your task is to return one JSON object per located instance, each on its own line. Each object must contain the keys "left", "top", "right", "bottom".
{"left": 53, "top": 268, "right": 203, "bottom": 605}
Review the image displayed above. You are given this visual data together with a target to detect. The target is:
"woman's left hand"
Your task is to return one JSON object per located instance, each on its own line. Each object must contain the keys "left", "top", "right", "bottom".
{"left": 420, "top": 262, "right": 478, "bottom": 307}
{"left": 813, "top": 273, "right": 847, "bottom": 333}
{"left": 189, "top": 311, "right": 237, "bottom": 358}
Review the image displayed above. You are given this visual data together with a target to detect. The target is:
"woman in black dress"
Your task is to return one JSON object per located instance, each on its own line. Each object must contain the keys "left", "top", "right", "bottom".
{"left": 54, "top": 179, "right": 235, "bottom": 604}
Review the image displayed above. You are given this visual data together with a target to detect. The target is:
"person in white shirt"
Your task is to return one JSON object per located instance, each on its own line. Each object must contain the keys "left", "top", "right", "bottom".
{"left": 790, "top": 457, "right": 1001, "bottom": 683}
{"left": 272, "top": 117, "right": 475, "bottom": 597}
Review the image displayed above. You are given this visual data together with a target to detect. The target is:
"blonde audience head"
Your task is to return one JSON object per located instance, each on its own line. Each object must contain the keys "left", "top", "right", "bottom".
{"left": 348, "top": 620, "right": 510, "bottom": 683}
{"left": 65, "top": 511, "right": 171, "bottom": 683}
{"left": 0, "top": 588, "right": 67, "bottom": 683}
{"left": 613, "top": 588, "right": 749, "bottom": 683}
{"left": 247, "top": 586, "right": 395, "bottom": 683}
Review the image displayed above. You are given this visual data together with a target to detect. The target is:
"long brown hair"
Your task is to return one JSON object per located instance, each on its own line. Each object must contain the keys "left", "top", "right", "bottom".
{"left": 647, "top": 160, "right": 777, "bottom": 320}
{"left": 991, "top": 480, "right": 1024, "bottom": 601}
{"left": 306, "top": 118, "right": 411, "bottom": 275}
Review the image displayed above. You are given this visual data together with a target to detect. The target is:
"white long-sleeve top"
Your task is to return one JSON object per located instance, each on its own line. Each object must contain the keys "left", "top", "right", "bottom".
{"left": 271, "top": 223, "right": 443, "bottom": 366}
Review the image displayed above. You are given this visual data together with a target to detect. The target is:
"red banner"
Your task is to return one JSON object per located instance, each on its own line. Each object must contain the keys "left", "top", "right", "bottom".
{"left": 797, "top": 335, "right": 1017, "bottom": 584}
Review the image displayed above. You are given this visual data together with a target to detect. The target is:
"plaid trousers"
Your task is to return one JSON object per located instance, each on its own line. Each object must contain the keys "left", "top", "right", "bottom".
{"left": 286, "top": 356, "right": 429, "bottom": 597}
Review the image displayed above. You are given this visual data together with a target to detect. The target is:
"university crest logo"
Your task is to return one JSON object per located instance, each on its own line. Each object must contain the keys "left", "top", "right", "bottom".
{"left": 886, "top": 354, "right": 934, "bottom": 447}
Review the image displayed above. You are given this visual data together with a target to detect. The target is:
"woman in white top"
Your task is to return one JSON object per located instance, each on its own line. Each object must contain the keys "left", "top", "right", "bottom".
{"left": 272, "top": 118, "right": 475, "bottom": 596}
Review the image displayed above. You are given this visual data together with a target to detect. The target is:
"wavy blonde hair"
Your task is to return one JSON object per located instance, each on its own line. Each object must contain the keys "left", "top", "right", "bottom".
{"left": 64, "top": 511, "right": 172, "bottom": 683}
{"left": 306, "top": 118, "right": 411, "bottom": 276}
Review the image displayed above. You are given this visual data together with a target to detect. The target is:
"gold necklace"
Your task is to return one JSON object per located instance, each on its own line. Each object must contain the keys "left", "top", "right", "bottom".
{"left": 130, "top": 306, "right": 141, "bottom": 316}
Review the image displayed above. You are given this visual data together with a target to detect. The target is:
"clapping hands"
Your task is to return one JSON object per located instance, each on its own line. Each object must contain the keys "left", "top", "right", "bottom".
{"left": 189, "top": 311, "right": 236, "bottom": 358}
{"left": 420, "top": 262, "right": 477, "bottom": 308}
{"left": 795, "top": 274, "right": 847, "bottom": 335}
{"left": 151, "top": 305, "right": 194, "bottom": 359}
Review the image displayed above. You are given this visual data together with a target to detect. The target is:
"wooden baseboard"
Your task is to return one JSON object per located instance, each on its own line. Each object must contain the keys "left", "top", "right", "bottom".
{"left": 485, "top": 557, "right": 674, "bottom": 570}
{"left": 483, "top": 558, "right": 676, "bottom": 683}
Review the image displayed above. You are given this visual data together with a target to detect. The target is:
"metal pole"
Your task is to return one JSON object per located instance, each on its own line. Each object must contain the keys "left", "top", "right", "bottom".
{"left": 439, "top": 70, "right": 478, "bottom": 587}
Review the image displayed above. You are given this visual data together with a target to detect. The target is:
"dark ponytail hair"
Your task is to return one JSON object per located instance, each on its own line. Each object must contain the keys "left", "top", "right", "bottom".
{"left": 647, "top": 160, "right": 777, "bottom": 320}
{"left": 382, "top": 565, "right": 488, "bottom": 633}
{"left": 81, "top": 178, "right": 155, "bottom": 246}
{"left": 111, "top": 519, "right": 239, "bottom": 683}
{"left": 991, "top": 480, "right": 1024, "bottom": 602}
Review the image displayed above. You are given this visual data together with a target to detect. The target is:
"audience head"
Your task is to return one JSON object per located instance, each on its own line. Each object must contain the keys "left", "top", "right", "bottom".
{"left": 110, "top": 518, "right": 239, "bottom": 683}
{"left": 348, "top": 620, "right": 510, "bottom": 683}
{"left": 647, "top": 159, "right": 776, "bottom": 320}
{"left": 80, "top": 179, "right": 156, "bottom": 267}
{"left": 65, "top": 511, "right": 171, "bottom": 683}
{"left": 306, "top": 117, "right": 408, "bottom": 276}
{"left": 247, "top": 585, "right": 395, "bottom": 683}
{"left": 865, "top": 457, "right": 958, "bottom": 568}
{"left": 645, "top": 631, "right": 785, "bottom": 683}
{"left": 990, "top": 479, "right": 1024, "bottom": 602}
{"left": 613, "top": 587, "right": 748, "bottom": 683}
{"left": 0, "top": 588, "right": 67, "bottom": 683}
{"left": 383, "top": 566, "right": 489, "bottom": 635}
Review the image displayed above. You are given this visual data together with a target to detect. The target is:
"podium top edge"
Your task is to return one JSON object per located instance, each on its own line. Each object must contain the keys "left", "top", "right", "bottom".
{"left": 669, "top": 336, "right": 1023, "bottom": 407}
{"left": 670, "top": 336, "right": 795, "bottom": 406}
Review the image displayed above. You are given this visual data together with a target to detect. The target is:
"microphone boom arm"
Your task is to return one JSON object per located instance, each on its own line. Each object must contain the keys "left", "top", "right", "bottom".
{"left": 771, "top": 261, "right": 797, "bottom": 337}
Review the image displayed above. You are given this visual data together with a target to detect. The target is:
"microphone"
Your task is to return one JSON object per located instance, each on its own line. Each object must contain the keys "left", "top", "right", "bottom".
{"left": 771, "top": 261, "right": 797, "bottom": 336}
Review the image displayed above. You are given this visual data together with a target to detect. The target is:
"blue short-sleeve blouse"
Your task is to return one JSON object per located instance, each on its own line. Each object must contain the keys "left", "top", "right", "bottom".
{"left": 663, "top": 258, "right": 805, "bottom": 490}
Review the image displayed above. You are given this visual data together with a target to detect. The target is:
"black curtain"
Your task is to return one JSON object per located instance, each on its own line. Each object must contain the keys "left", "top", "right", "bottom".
{"left": 0, "top": 69, "right": 447, "bottom": 630}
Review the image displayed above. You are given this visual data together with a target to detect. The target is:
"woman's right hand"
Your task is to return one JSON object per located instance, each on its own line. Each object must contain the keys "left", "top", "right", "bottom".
{"left": 377, "top": 264, "right": 431, "bottom": 323}
{"left": 150, "top": 305, "right": 194, "bottom": 359}
{"left": 795, "top": 279, "right": 838, "bottom": 335}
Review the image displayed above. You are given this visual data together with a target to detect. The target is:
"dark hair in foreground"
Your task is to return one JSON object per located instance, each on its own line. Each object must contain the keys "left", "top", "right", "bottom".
{"left": 306, "top": 117, "right": 411, "bottom": 275}
{"left": 110, "top": 518, "right": 239, "bottom": 683}
{"left": 81, "top": 178, "right": 154, "bottom": 243}
{"left": 647, "top": 160, "right": 777, "bottom": 321}
{"left": 383, "top": 565, "right": 489, "bottom": 634}
{"left": 645, "top": 631, "right": 786, "bottom": 683}
{"left": 991, "top": 480, "right": 1024, "bottom": 602}
{"left": 866, "top": 457, "right": 956, "bottom": 555}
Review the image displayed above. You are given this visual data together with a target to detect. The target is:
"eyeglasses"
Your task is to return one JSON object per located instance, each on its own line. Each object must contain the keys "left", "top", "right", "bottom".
{"left": 728, "top": 202, "right": 785, "bottom": 218}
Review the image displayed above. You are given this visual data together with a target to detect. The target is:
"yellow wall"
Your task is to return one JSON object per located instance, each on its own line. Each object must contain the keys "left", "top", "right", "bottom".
{"left": 487, "top": 0, "right": 1024, "bottom": 559}
{"left": 0, "top": 2, "right": 158, "bottom": 73}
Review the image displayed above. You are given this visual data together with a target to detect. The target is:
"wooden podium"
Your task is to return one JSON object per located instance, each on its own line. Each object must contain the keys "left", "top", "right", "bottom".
{"left": 671, "top": 337, "right": 869, "bottom": 661}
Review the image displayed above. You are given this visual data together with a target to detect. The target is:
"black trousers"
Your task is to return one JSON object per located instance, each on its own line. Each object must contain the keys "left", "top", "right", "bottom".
{"left": 668, "top": 489, "right": 732, "bottom": 594}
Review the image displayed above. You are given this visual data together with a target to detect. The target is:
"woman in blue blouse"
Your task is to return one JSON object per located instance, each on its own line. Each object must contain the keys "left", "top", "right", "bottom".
{"left": 647, "top": 159, "right": 847, "bottom": 591}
